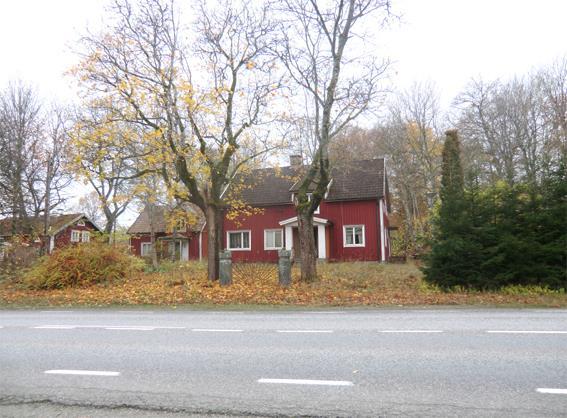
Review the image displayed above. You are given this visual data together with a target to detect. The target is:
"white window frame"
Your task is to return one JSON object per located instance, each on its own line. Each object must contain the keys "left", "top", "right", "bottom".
{"left": 141, "top": 242, "right": 152, "bottom": 256}
{"left": 81, "top": 231, "right": 90, "bottom": 242}
{"left": 227, "top": 230, "right": 251, "bottom": 251}
{"left": 264, "top": 228, "right": 283, "bottom": 250}
{"left": 70, "top": 230, "right": 81, "bottom": 243}
{"left": 77, "top": 220, "right": 85, "bottom": 226}
{"left": 343, "top": 225, "right": 365, "bottom": 248}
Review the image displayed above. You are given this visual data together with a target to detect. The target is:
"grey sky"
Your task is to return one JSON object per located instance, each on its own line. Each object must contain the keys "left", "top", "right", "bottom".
{"left": 1, "top": 0, "right": 565, "bottom": 108}
{"left": 1, "top": 0, "right": 564, "bottom": 222}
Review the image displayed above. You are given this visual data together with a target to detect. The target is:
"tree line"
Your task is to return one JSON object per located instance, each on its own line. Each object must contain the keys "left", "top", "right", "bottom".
{"left": 329, "top": 57, "right": 566, "bottom": 261}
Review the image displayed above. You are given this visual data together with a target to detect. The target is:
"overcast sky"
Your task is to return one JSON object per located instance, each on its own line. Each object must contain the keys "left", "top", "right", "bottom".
{"left": 1, "top": 0, "right": 565, "bottom": 222}
{"left": 1, "top": 0, "right": 565, "bottom": 109}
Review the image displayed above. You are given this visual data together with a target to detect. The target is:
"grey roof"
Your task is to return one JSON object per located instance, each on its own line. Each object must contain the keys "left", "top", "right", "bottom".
{"left": 236, "top": 158, "right": 385, "bottom": 206}
{"left": 127, "top": 203, "right": 205, "bottom": 235}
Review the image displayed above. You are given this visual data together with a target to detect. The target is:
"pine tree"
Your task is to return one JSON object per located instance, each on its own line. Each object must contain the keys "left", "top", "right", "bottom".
{"left": 424, "top": 130, "right": 482, "bottom": 288}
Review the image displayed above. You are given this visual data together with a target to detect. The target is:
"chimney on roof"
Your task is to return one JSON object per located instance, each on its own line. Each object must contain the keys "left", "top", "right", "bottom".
{"left": 289, "top": 154, "right": 302, "bottom": 167}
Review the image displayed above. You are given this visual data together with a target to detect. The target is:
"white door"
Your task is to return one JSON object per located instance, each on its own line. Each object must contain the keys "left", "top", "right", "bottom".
{"left": 181, "top": 241, "right": 189, "bottom": 261}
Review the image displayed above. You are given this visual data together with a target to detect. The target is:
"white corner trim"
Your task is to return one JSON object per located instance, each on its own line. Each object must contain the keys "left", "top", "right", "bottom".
{"left": 343, "top": 225, "right": 365, "bottom": 248}
{"left": 379, "top": 199, "right": 385, "bottom": 261}
{"left": 226, "top": 230, "right": 251, "bottom": 251}
{"left": 285, "top": 225, "right": 293, "bottom": 251}
{"left": 324, "top": 179, "right": 333, "bottom": 199}
{"left": 317, "top": 224, "right": 326, "bottom": 259}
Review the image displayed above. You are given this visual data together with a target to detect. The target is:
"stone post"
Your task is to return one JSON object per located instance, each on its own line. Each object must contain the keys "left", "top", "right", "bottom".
{"left": 219, "top": 250, "right": 232, "bottom": 286}
{"left": 278, "top": 249, "right": 291, "bottom": 287}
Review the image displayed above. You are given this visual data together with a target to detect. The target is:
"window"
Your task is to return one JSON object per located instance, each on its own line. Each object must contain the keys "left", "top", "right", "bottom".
{"left": 176, "top": 219, "right": 187, "bottom": 232}
{"left": 227, "top": 230, "right": 251, "bottom": 251}
{"left": 70, "top": 230, "right": 81, "bottom": 242}
{"left": 81, "top": 231, "right": 90, "bottom": 242}
{"left": 141, "top": 242, "right": 152, "bottom": 256}
{"left": 344, "top": 225, "right": 365, "bottom": 247}
{"left": 264, "top": 229, "right": 283, "bottom": 250}
{"left": 77, "top": 220, "right": 85, "bottom": 226}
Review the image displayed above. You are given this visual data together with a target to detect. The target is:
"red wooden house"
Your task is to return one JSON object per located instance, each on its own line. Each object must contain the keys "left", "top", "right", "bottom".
{"left": 128, "top": 158, "right": 391, "bottom": 263}
{"left": 0, "top": 213, "right": 101, "bottom": 257}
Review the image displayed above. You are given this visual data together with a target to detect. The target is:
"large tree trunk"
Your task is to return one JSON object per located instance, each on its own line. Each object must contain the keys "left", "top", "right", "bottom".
{"left": 103, "top": 208, "right": 116, "bottom": 243}
{"left": 205, "top": 205, "right": 222, "bottom": 281}
{"left": 298, "top": 211, "right": 317, "bottom": 282}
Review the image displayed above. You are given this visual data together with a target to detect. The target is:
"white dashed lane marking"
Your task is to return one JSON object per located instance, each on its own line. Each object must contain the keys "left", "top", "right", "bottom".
{"left": 191, "top": 329, "right": 243, "bottom": 332}
{"left": 258, "top": 378, "right": 353, "bottom": 386}
{"left": 276, "top": 330, "right": 334, "bottom": 333}
{"left": 486, "top": 331, "right": 567, "bottom": 334}
{"left": 44, "top": 370, "right": 120, "bottom": 376}
{"left": 32, "top": 325, "right": 186, "bottom": 331}
{"left": 537, "top": 388, "right": 567, "bottom": 394}
{"left": 380, "top": 330, "right": 444, "bottom": 333}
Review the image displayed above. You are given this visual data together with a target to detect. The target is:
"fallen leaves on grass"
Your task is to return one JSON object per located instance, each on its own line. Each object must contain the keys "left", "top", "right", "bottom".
{"left": 0, "top": 262, "right": 565, "bottom": 307}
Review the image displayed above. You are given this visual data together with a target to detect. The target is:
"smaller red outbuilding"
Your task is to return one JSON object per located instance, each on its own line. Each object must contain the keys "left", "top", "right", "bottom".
{"left": 0, "top": 213, "right": 102, "bottom": 257}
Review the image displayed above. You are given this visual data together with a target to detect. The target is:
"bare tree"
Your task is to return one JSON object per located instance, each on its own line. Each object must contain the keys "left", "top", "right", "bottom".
{"left": 536, "top": 55, "right": 567, "bottom": 162}
{"left": 69, "top": 107, "right": 146, "bottom": 238}
{"left": 388, "top": 82, "right": 443, "bottom": 206}
{"left": 0, "top": 82, "right": 41, "bottom": 232}
{"left": 73, "top": 0, "right": 284, "bottom": 280}
{"left": 276, "top": 0, "right": 390, "bottom": 281}
{"left": 0, "top": 83, "right": 71, "bottom": 240}
{"left": 75, "top": 191, "right": 105, "bottom": 227}
{"left": 455, "top": 69, "right": 562, "bottom": 185}
{"left": 41, "top": 106, "right": 72, "bottom": 254}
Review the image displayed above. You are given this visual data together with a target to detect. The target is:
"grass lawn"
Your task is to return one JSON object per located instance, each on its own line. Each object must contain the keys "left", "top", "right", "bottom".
{"left": 0, "top": 261, "right": 565, "bottom": 308}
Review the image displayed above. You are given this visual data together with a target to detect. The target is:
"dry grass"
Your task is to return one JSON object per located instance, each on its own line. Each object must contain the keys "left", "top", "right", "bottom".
{"left": 0, "top": 261, "right": 565, "bottom": 307}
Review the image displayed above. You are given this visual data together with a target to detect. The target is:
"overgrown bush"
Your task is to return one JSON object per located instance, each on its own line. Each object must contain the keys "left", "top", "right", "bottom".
{"left": 24, "top": 241, "right": 144, "bottom": 289}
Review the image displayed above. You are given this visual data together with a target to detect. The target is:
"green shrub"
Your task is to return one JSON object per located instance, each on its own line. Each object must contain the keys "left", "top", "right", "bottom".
{"left": 24, "top": 241, "right": 144, "bottom": 289}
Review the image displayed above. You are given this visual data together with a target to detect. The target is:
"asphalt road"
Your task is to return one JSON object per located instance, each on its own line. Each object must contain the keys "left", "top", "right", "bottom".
{"left": 0, "top": 308, "right": 566, "bottom": 417}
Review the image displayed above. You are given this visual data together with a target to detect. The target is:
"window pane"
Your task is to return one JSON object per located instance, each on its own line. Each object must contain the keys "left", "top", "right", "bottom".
{"left": 266, "top": 231, "right": 274, "bottom": 248}
{"left": 266, "top": 230, "right": 282, "bottom": 249}
{"left": 229, "top": 233, "right": 241, "bottom": 249}
{"left": 345, "top": 227, "right": 353, "bottom": 245}
{"left": 242, "top": 232, "right": 249, "bottom": 248}
{"left": 354, "top": 227, "right": 363, "bottom": 244}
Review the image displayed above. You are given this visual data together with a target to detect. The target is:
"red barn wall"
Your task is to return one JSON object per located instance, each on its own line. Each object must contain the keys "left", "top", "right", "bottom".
{"left": 130, "top": 198, "right": 386, "bottom": 263}
{"left": 324, "top": 200, "right": 379, "bottom": 261}
{"left": 223, "top": 204, "right": 296, "bottom": 263}
{"left": 222, "top": 199, "right": 380, "bottom": 263}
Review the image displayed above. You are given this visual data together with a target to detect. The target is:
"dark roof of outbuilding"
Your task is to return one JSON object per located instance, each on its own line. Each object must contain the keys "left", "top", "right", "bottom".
{"left": 127, "top": 203, "right": 205, "bottom": 235}
{"left": 236, "top": 158, "right": 385, "bottom": 206}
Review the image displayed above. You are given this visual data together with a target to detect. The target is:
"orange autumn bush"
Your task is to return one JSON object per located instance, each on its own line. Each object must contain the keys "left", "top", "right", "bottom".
{"left": 23, "top": 241, "right": 144, "bottom": 289}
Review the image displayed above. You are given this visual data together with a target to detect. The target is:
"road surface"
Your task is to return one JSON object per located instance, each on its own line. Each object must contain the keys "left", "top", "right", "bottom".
{"left": 0, "top": 308, "right": 566, "bottom": 417}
